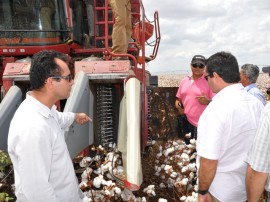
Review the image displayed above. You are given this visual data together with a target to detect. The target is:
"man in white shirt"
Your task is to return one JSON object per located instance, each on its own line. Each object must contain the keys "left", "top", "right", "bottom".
{"left": 196, "top": 51, "right": 263, "bottom": 202}
{"left": 8, "top": 50, "right": 91, "bottom": 202}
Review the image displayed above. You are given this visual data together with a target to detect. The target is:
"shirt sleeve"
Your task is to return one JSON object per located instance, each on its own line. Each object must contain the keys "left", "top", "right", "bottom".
{"left": 15, "top": 126, "right": 60, "bottom": 202}
{"left": 176, "top": 78, "right": 186, "bottom": 99}
{"left": 55, "top": 111, "right": 75, "bottom": 130}
{"left": 246, "top": 108, "right": 270, "bottom": 173}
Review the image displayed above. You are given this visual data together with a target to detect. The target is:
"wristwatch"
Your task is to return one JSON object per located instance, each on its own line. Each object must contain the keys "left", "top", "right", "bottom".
{"left": 197, "top": 189, "right": 208, "bottom": 195}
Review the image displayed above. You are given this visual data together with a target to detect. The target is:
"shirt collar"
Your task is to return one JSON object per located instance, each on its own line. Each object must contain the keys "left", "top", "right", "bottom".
{"left": 187, "top": 74, "right": 204, "bottom": 80}
{"left": 26, "top": 92, "right": 57, "bottom": 118}
{"left": 244, "top": 83, "right": 256, "bottom": 92}
{"left": 213, "top": 83, "right": 244, "bottom": 101}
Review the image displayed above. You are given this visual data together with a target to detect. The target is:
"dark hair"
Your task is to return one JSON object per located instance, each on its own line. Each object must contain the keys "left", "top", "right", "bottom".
{"left": 206, "top": 51, "right": 240, "bottom": 83}
{"left": 241, "top": 64, "right": 259, "bottom": 83}
{"left": 30, "top": 50, "right": 68, "bottom": 90}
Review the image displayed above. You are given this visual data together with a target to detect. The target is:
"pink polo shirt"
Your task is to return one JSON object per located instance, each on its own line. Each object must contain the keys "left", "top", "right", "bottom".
{"left": 176, "top": 75, "right": 215, "bottom": 127}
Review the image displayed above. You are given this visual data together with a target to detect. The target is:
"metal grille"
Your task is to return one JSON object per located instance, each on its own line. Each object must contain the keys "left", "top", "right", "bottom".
{"left": 96, "top": 85, "right": 115, "bottom": 147}
{"left": 147, "top": 88, "right": 152, "bottom": 145}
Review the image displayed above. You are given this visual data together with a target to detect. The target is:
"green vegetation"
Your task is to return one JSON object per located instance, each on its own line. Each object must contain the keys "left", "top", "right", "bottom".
{"left": 0, "top": 150, "right": 15, "bottom": 202}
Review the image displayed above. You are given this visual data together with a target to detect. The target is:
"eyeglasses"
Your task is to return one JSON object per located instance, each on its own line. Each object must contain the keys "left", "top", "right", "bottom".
{"left": 204, "top": 74, "right": 213, "bottom": 81}
{"left": 192, "top": 63, "right": 205, "bottom": 69}
{"left": 50, "top": 74, "right": 73, "bottom": 82}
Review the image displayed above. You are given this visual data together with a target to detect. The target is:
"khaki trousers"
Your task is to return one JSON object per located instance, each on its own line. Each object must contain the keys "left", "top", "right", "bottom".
{"left": 109, "top": 0, "right": 132, "bottom": 54}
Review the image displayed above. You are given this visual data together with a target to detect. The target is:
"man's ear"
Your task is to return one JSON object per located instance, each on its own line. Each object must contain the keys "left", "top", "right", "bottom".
{"left": 213, "top": 72, "right": 220, "bottom": 79}
{"left": 45, "top": 77, "right": 55, "bottom": 90}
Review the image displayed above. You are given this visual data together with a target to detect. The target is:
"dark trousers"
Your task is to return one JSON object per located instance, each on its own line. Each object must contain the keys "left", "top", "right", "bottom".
{"left": 177, "top": 114, "right": 197, "bottom": 144}
{"left": 184, "top": 121, "right": 197, "bottom": 144}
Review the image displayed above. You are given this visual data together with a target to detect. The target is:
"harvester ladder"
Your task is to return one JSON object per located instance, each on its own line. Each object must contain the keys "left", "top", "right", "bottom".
{"left": 93, "top": 0, "right": 113, "bottom": 49}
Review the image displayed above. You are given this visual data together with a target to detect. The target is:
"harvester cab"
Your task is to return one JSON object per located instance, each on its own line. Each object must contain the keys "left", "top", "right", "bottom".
{"left": 0, "top": 0, "right": 161, "bottom": 190}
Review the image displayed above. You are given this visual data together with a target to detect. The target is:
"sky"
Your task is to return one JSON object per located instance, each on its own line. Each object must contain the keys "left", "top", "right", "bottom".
{"left": 143, "top": 0, "right": 270, "bottom": 74}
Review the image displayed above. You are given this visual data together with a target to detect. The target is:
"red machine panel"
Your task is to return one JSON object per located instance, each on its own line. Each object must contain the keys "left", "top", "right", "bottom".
{"left": 3, "top": 63, "right": 31, "bottom": 77}
{"left": 75, "top": 60, "right": 130, "bottom": 74}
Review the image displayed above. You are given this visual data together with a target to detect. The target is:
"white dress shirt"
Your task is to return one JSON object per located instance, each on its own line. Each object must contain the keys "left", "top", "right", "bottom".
{"left": 197, "top": 83, "right": 264, "bottom": 202}
{"left": 8, "top": 93, "right": 83, "bottom": 202}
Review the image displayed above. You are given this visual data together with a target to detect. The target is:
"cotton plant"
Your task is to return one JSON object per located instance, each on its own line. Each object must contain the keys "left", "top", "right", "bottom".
{"left": 78, "top": 145, "right": 162, "bottom": 202}
{"left": 153, "top": 138, "right": 198, "bottom": 201}
{"left": 77, "top": 135, "right": 198, "bottom": 201}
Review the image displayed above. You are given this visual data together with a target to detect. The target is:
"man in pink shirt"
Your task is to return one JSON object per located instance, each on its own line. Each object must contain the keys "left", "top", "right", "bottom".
{"left": 175, "top": 55, "right": 214, "bottom": 144}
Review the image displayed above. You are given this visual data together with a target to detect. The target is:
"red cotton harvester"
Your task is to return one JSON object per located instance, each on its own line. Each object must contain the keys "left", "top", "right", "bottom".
{"left": 0, "top": 0, "right": 160, "bottom": 190}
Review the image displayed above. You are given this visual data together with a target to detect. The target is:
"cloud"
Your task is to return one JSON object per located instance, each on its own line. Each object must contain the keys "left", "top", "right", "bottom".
{"left": 143, "top": 0, "right": 270, "bottom": 73}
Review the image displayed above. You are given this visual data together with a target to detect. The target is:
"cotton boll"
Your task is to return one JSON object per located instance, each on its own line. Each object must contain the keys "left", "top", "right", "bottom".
{"left": 187, "top": 196, "right": 197, "bottom": 202}
{"left": 159, "top": 183, "right": 166, "bottom": 189}
{"left": 180, "top": 153, "right": 189, "bottom": 161}
{"left": 190, "top": 153, "right": 196, "bottom": 161}
{"left": 159, "top": 145, "right": 163, "bottom": 151}
{"left": 167, "top": 178, "right": 175, "bottom": 186}
{"left": 178, "top": 144, "right": 186, "bottom": 150}
{"left": 190, "top": 139, "right": 196, "bottom": 145}
{"left": 79, "top": 157, "right": 92, "bottom": 167}
{"left": 83, "top": 196, "right": 92, "bottom": 202}
{"left": 180, "top": 196, "right": 186, "bottom": 201}
{"left": 170, "top": 172, "right": 177, "bottom": 178}
{"left": 181, "top": 166, "right": 188, "bottom": 173}
{"left": 177, "top": 162, "right": 183, "bottom": 168}
{"left": 104, "top": 189, "right": 110, "bottom": 196}
{"left": 194, "top": 185, "right": 198, "bottom": 192}
{"left": 163, "top": 147, "right": 175, "bottom": 157}
{"left": 175, "top": 177, "right": 181, "bottom": 183}
{"left": 181, "top": 177, "right": 188, "bottom": 186}
{"left": 81, "top": 170, "right": 88, "bottom": 180}
{"left": 185, "top": 133, "right": 191, "bottom": 138}
{"left": 93, "top": 175, "right": 103, "bottom": 188}
{"left": 143, "top": 185, "right": 156, "bottom": 197}
{"left": 106, "top": 180, "right": 114, "bottom": 187}
{"left": 141, "top": 197, "right": 147, "bottom": 202}
{"left": 156, "top": 152, "right": 162, "bottom": 159}
{"left": 164, "top": 165, "right": 172, "bottom": 173}
{"left": 158, "top": 198, "right": 167, "bottom": 202}
{"left": 101, "top": 179, "right": 108, "bottom": 186}
{"left": 114, "top": 187, "right": 122, "bottom": 195}
{"left": 94, "top": 168, "right": 101, "bottom": 175}
{"left": 106, "top": 152, "right": 115, "bottom": 162}
{"left": 79, "top": 181, "right": 88, "bottom": 188}
{"left": 188, "top": 163, "right": 196, "bottom": 172}
{"left": 100, "top": 163, "right": 110, "bottom": 173}
{"left": 147, "top": 190, "right": 156, "bottom": 196}
{"left": 94, "top": 155, "right": 101, "bottom": 161}
{"left": 189, "top": 172, "right": 195, "bottom": 179}
{"left": 192, "top": 191, "right": 198, "bottom": 197}
{"left": 121, "top": 188, "right": 136, "bottom": 201}
{"left": 98, "top": 145, "right": 104, "bottom": 151}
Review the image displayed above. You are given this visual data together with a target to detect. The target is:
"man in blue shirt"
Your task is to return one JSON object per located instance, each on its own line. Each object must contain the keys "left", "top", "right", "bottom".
{"left": 240, "top": 64, "right": 266, "bottom": 105}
